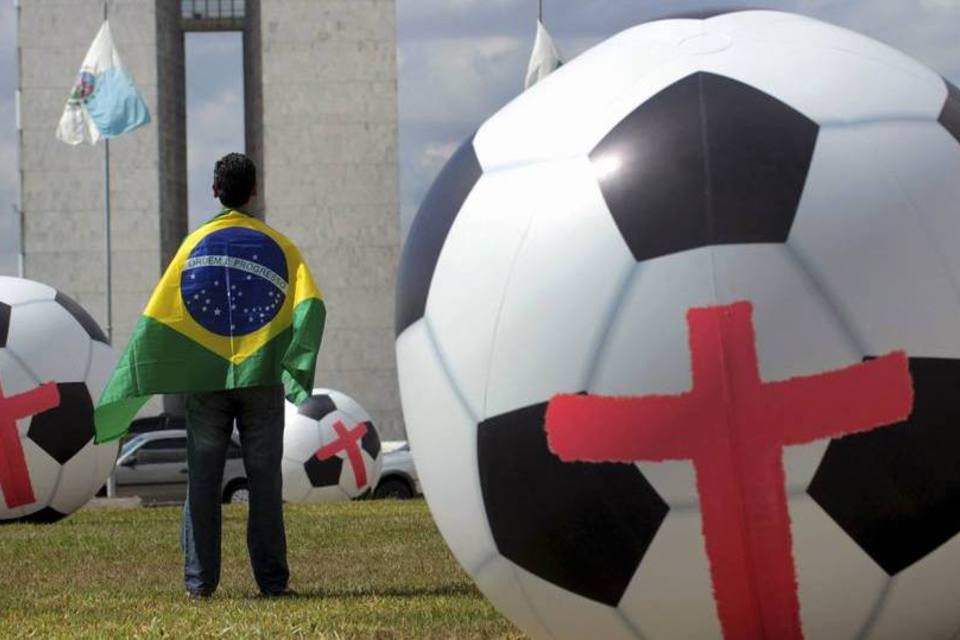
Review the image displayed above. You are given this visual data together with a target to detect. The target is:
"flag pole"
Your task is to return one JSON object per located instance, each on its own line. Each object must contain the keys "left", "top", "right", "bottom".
{"left": 104, "top": 143, "right": 112, "bottom": 344}
{"left": 103, "top": 0, "right": 112, "bottom": 344}
{"left": 102, "top": 0, "right": 117, "bottom": 501}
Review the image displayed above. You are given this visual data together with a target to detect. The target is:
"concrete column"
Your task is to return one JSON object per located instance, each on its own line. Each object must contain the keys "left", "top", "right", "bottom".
{"left": 258, "top": 0, "right": 403, "bottom": 438}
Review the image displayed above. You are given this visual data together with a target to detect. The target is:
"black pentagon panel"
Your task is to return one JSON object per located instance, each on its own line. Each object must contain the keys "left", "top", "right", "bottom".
{"left": 395, "top": 135, "right": 482, "bottom": 336}
{"left": 0, "top": 301, "right": 9, "bottom": 348}
{"left": 298, "top": 394, "right": 337, "bottom": 421}
{"left": 809, "top": 357, "right": 960, "bottom": 576}
{"left": 478, "top": 401, "right": 669, "bottom": 606}
{"left": 590, "top": 72, "right": 818, "bottom": 262}
{"left": 0, "top": 506, "right": 67, "bottom": 525}
{"left": 27, "top": 382, "right": 94, "bottom": 465}
{"left": 55, "top": 291, "right": 108, "bottom": 345}
{"left": 361, "top": 422, "right": 381, "bottom": 459}
{"left": 939, "top": 79, "right": 960, "bottom": 146}
{"left": 304, "top": 455, "right": 343, "bottom": 488}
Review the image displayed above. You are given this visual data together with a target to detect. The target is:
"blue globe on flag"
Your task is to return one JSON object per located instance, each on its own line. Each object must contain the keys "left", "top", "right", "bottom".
{"left": 180, "top": 226, "right": 288, "bottom": 337}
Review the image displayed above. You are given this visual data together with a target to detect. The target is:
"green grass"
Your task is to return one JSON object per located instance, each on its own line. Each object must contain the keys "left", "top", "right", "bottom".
{"left": 0, "top": 501, "right": 525, "bottom": 639}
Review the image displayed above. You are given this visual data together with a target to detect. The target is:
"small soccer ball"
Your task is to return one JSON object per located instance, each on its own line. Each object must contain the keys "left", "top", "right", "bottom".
{"left": 0, "top": 276, "right": 118, "bottom": 523}
{"left": 395, "top": 9, "right": 960, "bottom": 640}
{"left": 281, "top": 388, "right": 383, "bottom": 503}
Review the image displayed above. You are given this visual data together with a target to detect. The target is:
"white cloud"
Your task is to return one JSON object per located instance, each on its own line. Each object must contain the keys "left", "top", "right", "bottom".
{"left": 794, "top": 0, "right": 960, "bottom": 79}
{"left": 400, "top": 35, "right": 527, "bottom": 126}
{"left": 186, "top": 84, "right": 245, "bottom": 226}
{"left": 421, "top": 140, "right": 460, "bottom": 168}
{"left": 184, "top": 32, "right": 245, "bottom": 229}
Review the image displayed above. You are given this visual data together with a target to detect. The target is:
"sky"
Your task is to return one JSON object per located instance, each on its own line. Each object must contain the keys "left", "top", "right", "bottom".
{"left": 1, "top": 0, "right": 959, "bottom": 275}
{"left": 184, "top": 31, "right": 245, "bottom": 231}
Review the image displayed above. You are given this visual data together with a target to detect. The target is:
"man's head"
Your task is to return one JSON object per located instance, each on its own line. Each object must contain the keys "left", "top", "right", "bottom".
{"left": 212, "top": 152, "right": 257, "bottom": 209}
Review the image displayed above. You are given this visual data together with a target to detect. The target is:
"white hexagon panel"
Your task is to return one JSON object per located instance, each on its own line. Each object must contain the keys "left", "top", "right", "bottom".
{"left": 0, "top": 276, "right": 119, "bottom": 523}
{"left": 395, "top": 9, "right": 960, "bottom": 640}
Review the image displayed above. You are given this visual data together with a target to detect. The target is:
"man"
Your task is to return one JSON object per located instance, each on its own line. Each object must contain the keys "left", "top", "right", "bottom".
{"left": 182, "top": 153, "right": 296, "bottom": 599}
{"left": 94, "top": 153, "right": 326, "bottom": 599}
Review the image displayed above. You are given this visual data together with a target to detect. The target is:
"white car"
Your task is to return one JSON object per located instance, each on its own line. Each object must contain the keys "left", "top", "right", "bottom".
{"left": 115, "top": 429, "right": 249, "bottom": 505}
{"left": 373, "top": 441, "right": 421, "bottom": 499}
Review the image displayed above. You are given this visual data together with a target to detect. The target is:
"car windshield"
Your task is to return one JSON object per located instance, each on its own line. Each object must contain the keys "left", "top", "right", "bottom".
{"left": 120, "top": 436, "right": 143, "bottom": 458}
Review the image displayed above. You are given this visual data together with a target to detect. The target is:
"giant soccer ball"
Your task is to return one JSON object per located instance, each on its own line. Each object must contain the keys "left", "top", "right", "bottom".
{"left": 395, "top": 10, "right": 960, "bottom": 640}
{"left": 282, "top": 388, "right": 383, "bottom": 503}
{"left": 0, "top": 277, "right": 118, "bottom": 523}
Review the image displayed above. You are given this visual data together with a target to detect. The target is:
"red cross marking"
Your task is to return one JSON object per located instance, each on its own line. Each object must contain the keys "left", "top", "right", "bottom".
{"left": 315, "top": 420, "right": 369, "bottom": 489}
{"left": 0, "top": 374, "right": 60, "bottom": 510}
{"left": 545, "top": 301, "right": 914, "bottom": 640}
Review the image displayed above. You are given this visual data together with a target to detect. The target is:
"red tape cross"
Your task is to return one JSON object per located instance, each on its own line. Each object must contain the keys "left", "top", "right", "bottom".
{"left": 314, "top": 420, "right": 369, "bottom": 489}
{"left": 545, "top": 301, "right": 913, "bottom": 640}
{"left": 0, "top": 376, "right": 60, "bottom": 510}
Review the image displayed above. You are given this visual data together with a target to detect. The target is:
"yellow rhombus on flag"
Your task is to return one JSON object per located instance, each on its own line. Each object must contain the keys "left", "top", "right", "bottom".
{"left": 94, "top": 210, "right": 325, "bottom": 443}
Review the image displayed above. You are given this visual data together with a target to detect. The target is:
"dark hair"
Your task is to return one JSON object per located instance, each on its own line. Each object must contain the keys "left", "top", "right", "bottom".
{"left": 213, "top": 153, "right": 257, "bottom": 208}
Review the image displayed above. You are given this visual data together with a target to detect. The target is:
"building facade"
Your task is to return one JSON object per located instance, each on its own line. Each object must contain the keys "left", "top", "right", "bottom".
{"left": 16, "top": 0, "right": 404, "bottom": 437}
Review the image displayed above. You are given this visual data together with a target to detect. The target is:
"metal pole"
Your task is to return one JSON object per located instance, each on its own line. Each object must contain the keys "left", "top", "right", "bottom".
{"left": 102, "top": 0, "right": 118, "bottom": 500}
{"left": 104, "top": 140, "right": 113, "bottom": 344}
{"left": 104, "top": 131, "right": 118, "bottom": 501}
{"left": 103, "top": 0, "right": 112, "bottom": 345}
{"left": 539, "top": 0, "right": 543, "bottom": 23}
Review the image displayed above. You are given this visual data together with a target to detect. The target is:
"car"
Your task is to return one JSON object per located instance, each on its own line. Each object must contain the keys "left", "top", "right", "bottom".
{"left": 114, "top": 429, "right": 249, "bottom": 505}
{"left": 373, "top": 441, "right": 421, "bottom": 500}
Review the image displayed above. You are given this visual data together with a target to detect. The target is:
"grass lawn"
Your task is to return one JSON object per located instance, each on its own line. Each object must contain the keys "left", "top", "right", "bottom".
{"left": 0, "top": 500, "right": 524, "bottom": 639}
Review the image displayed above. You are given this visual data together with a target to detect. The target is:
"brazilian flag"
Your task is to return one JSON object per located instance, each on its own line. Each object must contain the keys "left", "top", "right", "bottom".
{"left": 94, "top": 210, "right": 325, "bottom": 443}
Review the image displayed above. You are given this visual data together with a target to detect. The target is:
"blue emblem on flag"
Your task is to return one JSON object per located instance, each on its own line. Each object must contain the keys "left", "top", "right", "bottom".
{"left": 180, "top": 227, "right": 288, "bottom": 337}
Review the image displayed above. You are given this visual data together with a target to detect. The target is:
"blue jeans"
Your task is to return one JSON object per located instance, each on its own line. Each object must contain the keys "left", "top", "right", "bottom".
{"left": 181, "top": 385, "right": 289, "bottom": 595}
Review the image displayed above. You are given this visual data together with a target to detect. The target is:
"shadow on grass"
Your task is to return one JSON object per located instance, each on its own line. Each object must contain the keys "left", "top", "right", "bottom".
{"left": 242, "top": 583, "right": 481, "bottom": 601}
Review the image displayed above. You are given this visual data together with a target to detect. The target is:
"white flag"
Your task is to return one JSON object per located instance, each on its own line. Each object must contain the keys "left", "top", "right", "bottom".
{"left": 56, "top": 21, "right": 150, "bottom": 146}
{"left": 524, "top": 20, "right": 564, "bottom": 90}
